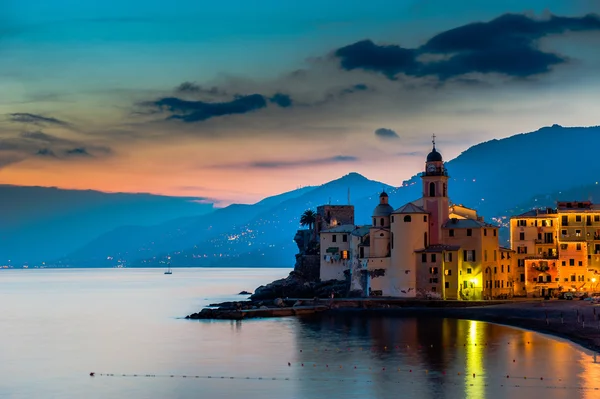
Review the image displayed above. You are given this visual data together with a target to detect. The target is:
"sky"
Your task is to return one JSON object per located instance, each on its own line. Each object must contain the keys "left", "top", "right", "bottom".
{"left": 1, "top": 0, "right": 600, "bottom": 205}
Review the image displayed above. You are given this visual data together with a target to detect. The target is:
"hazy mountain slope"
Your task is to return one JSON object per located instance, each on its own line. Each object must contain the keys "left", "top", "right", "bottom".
{"left": 144, "top": 173, "right": 395, "bottom": 267}
{"left": 64, "top": 186, "right": 317, "bottom": 267}
{"left": 0, "top": 186, "right": 214, "bottom": 264}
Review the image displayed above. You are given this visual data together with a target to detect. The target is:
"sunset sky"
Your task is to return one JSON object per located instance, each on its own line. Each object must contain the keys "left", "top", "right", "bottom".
{"left": 1, "top": 0, "right": 600, "bottom": 205}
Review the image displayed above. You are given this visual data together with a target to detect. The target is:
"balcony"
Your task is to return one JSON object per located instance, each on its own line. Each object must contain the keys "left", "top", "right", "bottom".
{"left": 525, "top": 254, "right": 559, "bottom": 260}
{"left": 559, "top": 235, "right": 585, "bottom": 242}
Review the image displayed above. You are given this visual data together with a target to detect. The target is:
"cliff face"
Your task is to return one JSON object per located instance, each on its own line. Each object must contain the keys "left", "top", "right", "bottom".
{"left": 250, "top": 229, "right": 347, "bottom": 300}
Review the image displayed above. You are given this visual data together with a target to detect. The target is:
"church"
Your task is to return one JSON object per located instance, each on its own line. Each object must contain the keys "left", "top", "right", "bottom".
{"left": 317, "top": 138, "right": 517, "bottom": 300}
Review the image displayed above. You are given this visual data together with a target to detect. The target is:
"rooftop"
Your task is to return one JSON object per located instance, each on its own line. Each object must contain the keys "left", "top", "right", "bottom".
{"left": 442, "top": 218, "right": 498, "bottom": 229}
{"left": 393, "top": 202, "right": 427, "bottom": 215}
{"left": 321, "top": 224, "right": 357, "bottom": 234}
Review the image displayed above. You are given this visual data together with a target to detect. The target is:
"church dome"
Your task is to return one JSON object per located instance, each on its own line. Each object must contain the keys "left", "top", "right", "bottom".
{"left": 372, "top": 203, "right": 394, "bottom": 217}
{"left": 379, "top": 192, "right": 388, "bottom": 198}
{"left": 426, "top": 147, "right": 443, "bottom": 162}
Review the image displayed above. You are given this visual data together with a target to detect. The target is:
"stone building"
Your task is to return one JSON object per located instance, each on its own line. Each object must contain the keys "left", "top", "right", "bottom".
{"left": 510, "top": 201, "right": 600, "bottom": 297}
{"left": 318, "top": 138, "right": 515, "bottom": 300}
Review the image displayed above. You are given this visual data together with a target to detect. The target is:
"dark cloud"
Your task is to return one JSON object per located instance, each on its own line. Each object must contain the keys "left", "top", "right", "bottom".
{"left": 334, "top": 13, "right": 600, "bottom": 80}
{"left": 335, "top": 40, "right": 419, "bottom": 79}
{"left": 375, "top": 128, "right": 400, "bottom": 140}
{"left": 250, "top": 155, "right": 358, "bottom": 168}
{"left": 175, "top": 82, "right": 228, "bottom": 97}
{"left": 269, "top": 93, "right": 293, "bottom": 107}
{"left": 215, "top": 155, "right": 359, "bottom": 169}
{"left": 150, "top": 91, "right": 296, "bottom": 122}
{"left": 0, "top": 130, "right": 112, "bottom": 166}
{"left": 65, "top": 147, "right": 91, "bottom": 156}
{"left": 8, "top": 112, "right": 70, "bottom": 126}
{"left": 36, "top": 148, "right": 57, "bottom": 157}
{"left": 340, "top": 83, "right": 368, "bottom": 95}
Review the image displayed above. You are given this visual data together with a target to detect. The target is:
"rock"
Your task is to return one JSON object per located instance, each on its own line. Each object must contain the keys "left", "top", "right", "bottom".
{"left": 274, "top": 298, "right": 285, "bottom": 307}
{"left": 238, "top": 291, "right": 252, "bottom": 295}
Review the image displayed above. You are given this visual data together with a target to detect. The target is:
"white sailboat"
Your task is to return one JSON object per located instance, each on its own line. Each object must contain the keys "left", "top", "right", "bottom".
{"left": 164, "top": 256, "right": 172, "bottom": 275}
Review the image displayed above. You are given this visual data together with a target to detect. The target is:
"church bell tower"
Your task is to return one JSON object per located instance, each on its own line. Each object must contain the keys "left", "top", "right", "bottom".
{"left": 421, "top": 135, "right": 449, "bottom": 245}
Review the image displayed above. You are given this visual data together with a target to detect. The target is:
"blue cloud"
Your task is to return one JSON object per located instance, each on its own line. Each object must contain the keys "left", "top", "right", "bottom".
{"left": 375, "top": 128, "right": 400, "bottom": 140}
{"left": 334, "top": 13, "right": 600, "bottom": 80}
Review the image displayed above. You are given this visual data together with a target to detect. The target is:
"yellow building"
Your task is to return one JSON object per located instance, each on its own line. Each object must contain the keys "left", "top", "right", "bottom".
{"left": 318, "top": 138, "right": 511, "bottom": 300}
{"left": 510, "top": 201, "right": 600, "bottom": 297}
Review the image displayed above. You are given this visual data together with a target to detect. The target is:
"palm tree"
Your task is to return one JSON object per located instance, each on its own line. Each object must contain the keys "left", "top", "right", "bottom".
{"left": 300, "top": 209, "right": 317, "bottom": 231}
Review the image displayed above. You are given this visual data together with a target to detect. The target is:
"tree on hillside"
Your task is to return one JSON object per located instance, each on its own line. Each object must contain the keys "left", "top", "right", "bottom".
{"left": 300, "top": 209, "right": 317, "bottom": 230}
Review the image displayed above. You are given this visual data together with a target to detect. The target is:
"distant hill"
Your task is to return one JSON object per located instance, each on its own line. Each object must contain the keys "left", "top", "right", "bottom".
{"left": 0, "top": 186, "right": 214, "bottom": 264}
{"left": 6, "top": 124, "right": 600, "bottom": 267}
{"left": 62, "top": 173, "right": 392, "bottom": 267}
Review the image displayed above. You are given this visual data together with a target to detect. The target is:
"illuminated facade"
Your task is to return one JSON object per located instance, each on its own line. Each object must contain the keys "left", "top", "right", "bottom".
{"left": 510, "top": 201, "right": 600, "bottom": 296}
{"left": 319, "top": 138, "right": 515, "bottom": 300}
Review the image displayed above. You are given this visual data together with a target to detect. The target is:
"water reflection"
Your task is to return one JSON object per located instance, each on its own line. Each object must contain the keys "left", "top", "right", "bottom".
{"left": 294, "top": 314, "right": 600, "bottom": 399}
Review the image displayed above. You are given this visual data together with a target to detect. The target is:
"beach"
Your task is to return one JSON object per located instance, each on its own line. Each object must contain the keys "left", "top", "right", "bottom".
{"left": 331, "top": 299, "right": 600, "bottom": 353}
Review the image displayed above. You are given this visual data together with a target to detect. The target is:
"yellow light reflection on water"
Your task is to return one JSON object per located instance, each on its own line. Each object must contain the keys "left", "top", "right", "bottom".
{"left": 464, "top": 320, "right": 485, "bottom": 399}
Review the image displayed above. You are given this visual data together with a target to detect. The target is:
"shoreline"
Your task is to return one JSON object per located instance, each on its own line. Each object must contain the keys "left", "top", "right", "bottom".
{"left": 187, "top": 298, "right": 600, "bottom": 354}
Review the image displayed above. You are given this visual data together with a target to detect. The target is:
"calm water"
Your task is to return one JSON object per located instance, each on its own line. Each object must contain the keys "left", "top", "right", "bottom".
{"left": 1, "top": 268, "right": 599, "bottom": 399}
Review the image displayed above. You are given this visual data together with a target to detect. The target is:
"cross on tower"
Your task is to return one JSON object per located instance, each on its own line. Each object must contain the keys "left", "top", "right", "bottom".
{"left": 432, "top": 134, "right": 436, "bottom": 148}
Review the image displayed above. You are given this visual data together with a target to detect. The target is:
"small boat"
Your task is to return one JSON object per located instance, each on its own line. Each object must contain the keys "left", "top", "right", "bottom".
{"left": 164, "top": 266, "right": 172, "bottom": 275}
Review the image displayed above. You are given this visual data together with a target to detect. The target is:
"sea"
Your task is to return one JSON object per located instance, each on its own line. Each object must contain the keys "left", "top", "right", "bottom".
{"left": 0, "top": 268, "right": 599, "bottom": 399}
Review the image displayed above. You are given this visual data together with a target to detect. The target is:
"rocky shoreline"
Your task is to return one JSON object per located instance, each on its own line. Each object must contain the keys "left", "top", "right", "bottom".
{"left": 186, "top": 298, "right": 600, "bottom": 354}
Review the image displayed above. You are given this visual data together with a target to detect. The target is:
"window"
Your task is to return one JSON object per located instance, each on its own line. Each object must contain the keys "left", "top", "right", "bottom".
{"left": 578, "top": 260, "right": 583, "bottom": 266}
{"left": 519, "top": 232, "right": 525, "bottom": 240}
{"left": 561, "top": 229, "right": 567, "bottom": 237}
{"left": 493, "top": 266, "right": 497, "bottom": 274}
{"left": 493, "top": 230, "right": 497, "bottom": 237}
{"left": 404, "top": 215, "right": 411, "bottom": 222}
{"left": 596, "top": 215, "right": 600, "bottom": 222}
{"left": 575, "top": 230, "right": 582, "bottom": 237}
{"left": 342, "top": 234, "right": 347, "bottom": 243}
{"left": 517, "top": 246, "right": 527, "bottom": 254}
{"left": 464, "top": 250, "right": 475, "bottom": 262}
{"left": 518, "top": 259, "right": 524, "bottom": 267}
{"left": 429, "top": 182, "right": 436, "bottom": 197}
{"left": 561, "top": 261, "right": 566, "bottom": 266}
{"left": 341, "top": 250, "right": 349, "bottom": 260}
{"left": 467, "top": 229, "right": 472, "bottom": 236}
{"left": 332, "top": 235, "right": 337, "bottom": 243}
{"left": 570, "top": 259, "right": 575, "bottom": 266}
{"left": 507, "top": 265, "right": 510, "bottom": 273}
{"left": 494, "top": 250, "right": 497, "bottom": 261}
{"left": 463, "top": 281, "right": 468, "bottom": 289}
{"left": 576, "top": 243, "right": 581, "bottom": 250}
{"left": 445, "top": 282, "right": 450, "bottom": 289}
{"left": 445, "top": 252, "right": 453, "bottom": 262}
{"left": 422, "top": 253, "right": 427, "bottom": 262}
{"left": 484, "top": 250, "right": 488, "bottom": 261}
{"left": 484, "top": 229, "right": 487, "bottom": 236}
{"left": 562, "top": 215, "right": 568, "bottom": 225}
{"left": 571, "top": 275, "right": 576, "bottom": 282}
{"left": 430, "top": 267, "right": 438, "bottom": 274}
{"left": 431, "top": 254, "right": 437, "bottom": 263}
{"left": 445, "top": 269, "right": 452, "bottom": 276}
{"left": 424, "top": 232, "right": 428, "bottom": 248}
{"left": 520, "top": 273, "right": 525, "bottom": 282}
{"left": 449, "top": 229, "right": 455, "bottom": 237}
{"left": 576, "top": 215, "right": 582, "bottom": 222}
{"left": 560, "top": 243, "right": 568, "bottom": 250}
{"left": 380, "top": 218, "right": 384, "bottom": 226}
{"left": 466, "top": 268, "right": 472, "bottom": 274}
{"left": 517, "top": 220, "right": 526, "bottom": 227}
{"left": 423, "top": 215, "right": 427, "bottom": 223}
{"left": 431, "top": 286, "right": 437, "bottom": 292}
